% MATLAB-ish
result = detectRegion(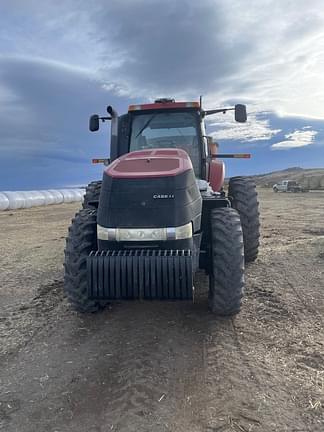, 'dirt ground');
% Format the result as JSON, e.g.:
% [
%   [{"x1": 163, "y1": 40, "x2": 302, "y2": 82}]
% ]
[{"x1": 0, "y1": 189, "x2": 324, "y2": 432}]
